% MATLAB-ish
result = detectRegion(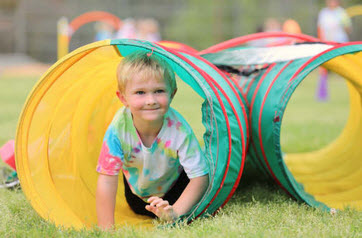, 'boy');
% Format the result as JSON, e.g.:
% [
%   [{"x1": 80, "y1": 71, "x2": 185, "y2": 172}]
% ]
[{"x1": 96, "y1": 50, "x2": 209, "y2": 229}]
